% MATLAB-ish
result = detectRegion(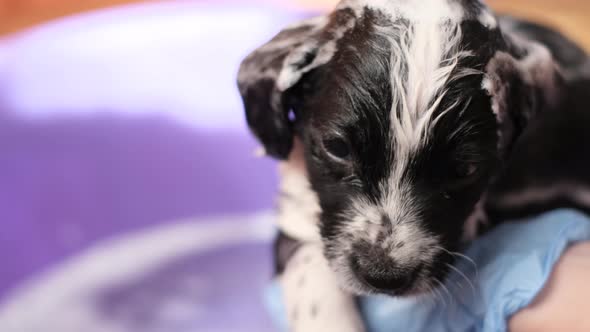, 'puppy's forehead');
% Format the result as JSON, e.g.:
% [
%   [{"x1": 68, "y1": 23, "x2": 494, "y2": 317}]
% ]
[
  {"x1": 305, "y1": 1, "x2": 502, "y2": 195},
  {"x1": 337, "y1": 0, "x2": 496, "y2": 27},
  {"x1": 307, "y1": 1, "x2": 502, "y2": 139},
  {"x1": 314, "y1": 2, "x2": 498, "y2": 127}
]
